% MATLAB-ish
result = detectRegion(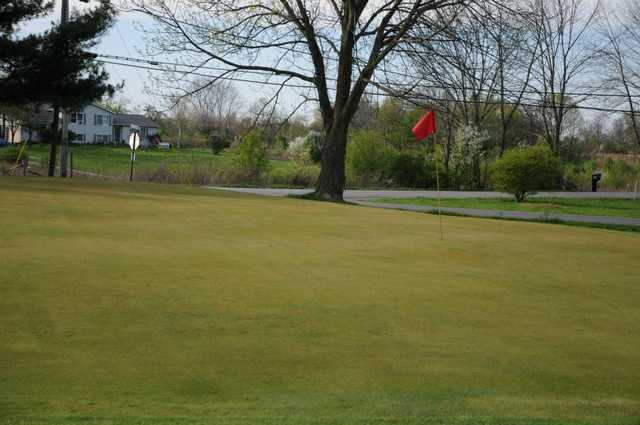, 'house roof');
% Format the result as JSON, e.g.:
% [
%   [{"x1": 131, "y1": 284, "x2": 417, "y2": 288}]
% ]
[
  {"x1": 91, "y1": 103, "x2": 114, "y2": 114},
  {"x1": 113, "y1": 113, "x2": 159, "y2": 128}
]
